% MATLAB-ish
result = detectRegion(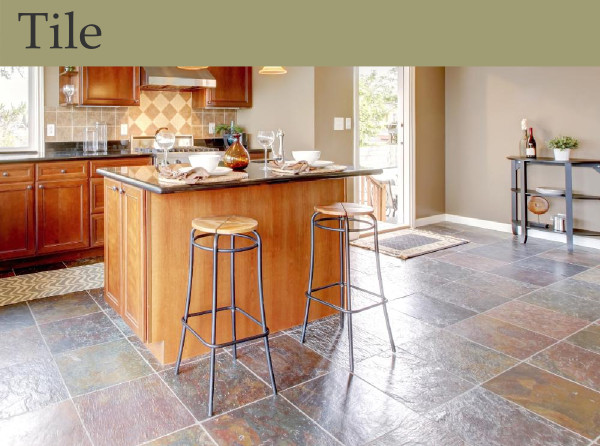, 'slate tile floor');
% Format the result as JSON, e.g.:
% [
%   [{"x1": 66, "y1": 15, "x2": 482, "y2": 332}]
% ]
[{"x1": 1, "y1": 224, "x2": 600, "y2": 444}]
